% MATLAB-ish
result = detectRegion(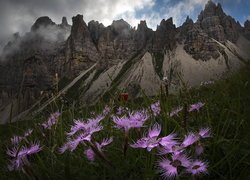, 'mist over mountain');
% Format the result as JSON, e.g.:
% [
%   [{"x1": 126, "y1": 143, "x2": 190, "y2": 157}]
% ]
[{"x1": 0, "y1": 0, "x2": 250, "y2": 124}]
